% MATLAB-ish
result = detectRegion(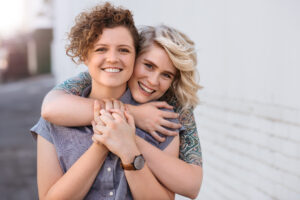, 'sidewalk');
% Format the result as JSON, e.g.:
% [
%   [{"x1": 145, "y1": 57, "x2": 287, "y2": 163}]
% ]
[{"x1": 0, "y1": 74, "x2": 55, "y2": 200}]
